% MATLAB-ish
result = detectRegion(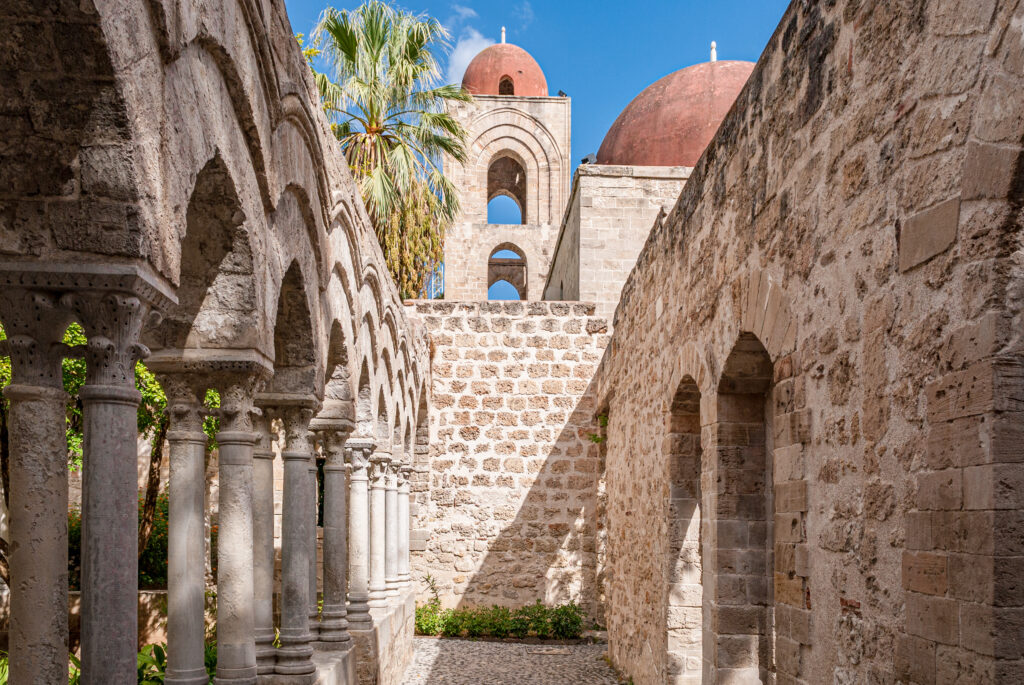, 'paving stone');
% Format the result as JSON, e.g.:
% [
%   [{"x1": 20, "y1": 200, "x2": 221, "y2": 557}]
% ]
[{"x1": 401, "y1": 637, "x2": 623, "y2": 684}]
